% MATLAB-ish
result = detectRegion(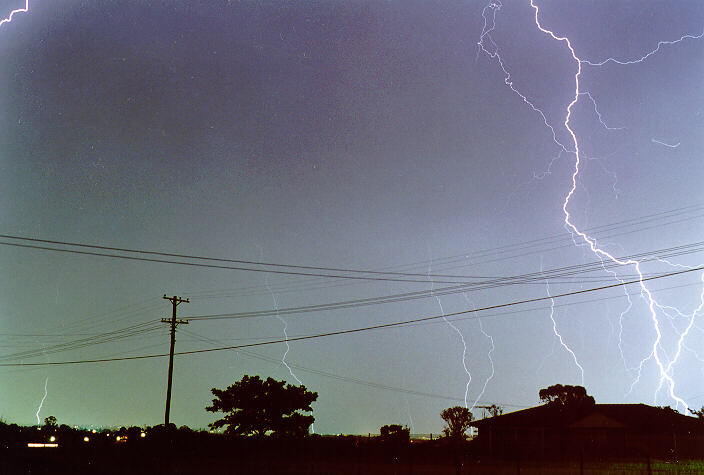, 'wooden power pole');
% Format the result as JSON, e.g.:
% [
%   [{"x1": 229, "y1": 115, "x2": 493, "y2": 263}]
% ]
[{"x1": 161, "y1": 294, "x2": 189, "y2": 426}]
